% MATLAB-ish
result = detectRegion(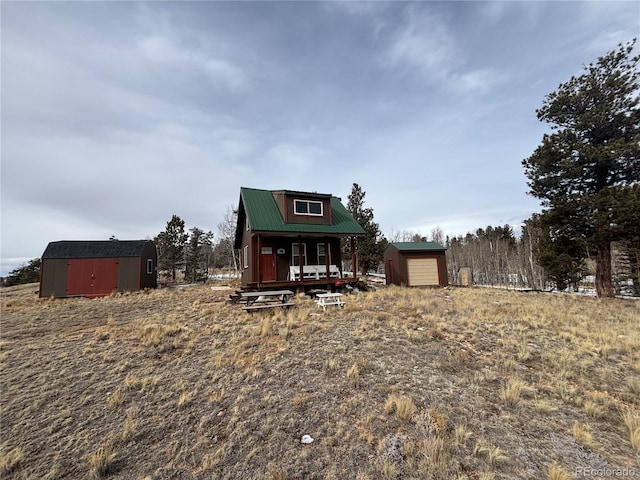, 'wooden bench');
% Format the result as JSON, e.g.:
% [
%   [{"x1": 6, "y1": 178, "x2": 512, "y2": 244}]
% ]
[
  {"x1": 240, "y1": 290, "x2": 295, "y2": 311},
  {"x1": 289, "y1": 265, "x2": 340, "y2": 281},
  {"x1": 315, "y1": 292, "x2": 345, "y2": 311}
]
